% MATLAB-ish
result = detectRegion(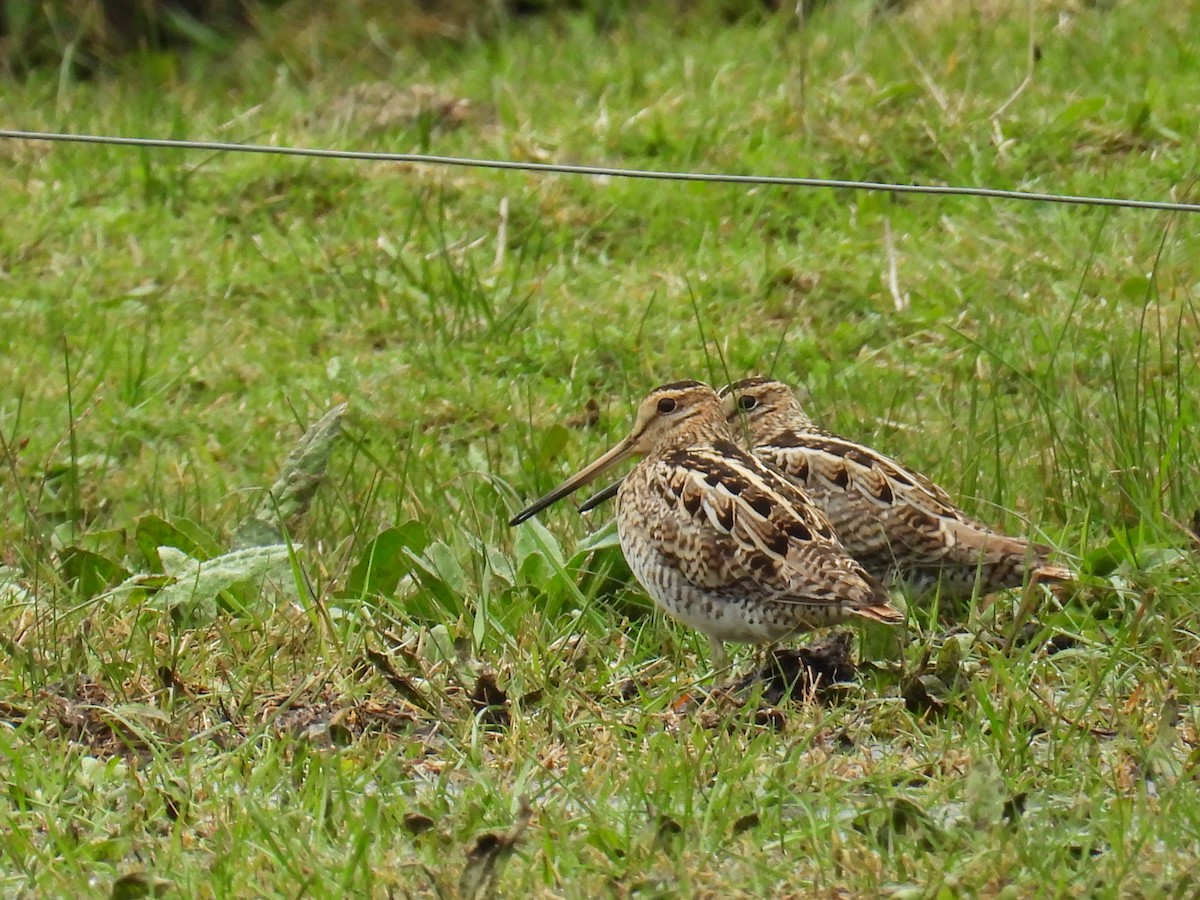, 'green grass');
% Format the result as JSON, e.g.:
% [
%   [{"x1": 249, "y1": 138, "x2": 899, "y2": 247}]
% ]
[{"x1": 2, "y1": 0, "x2": 1200, "y2": 895}]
